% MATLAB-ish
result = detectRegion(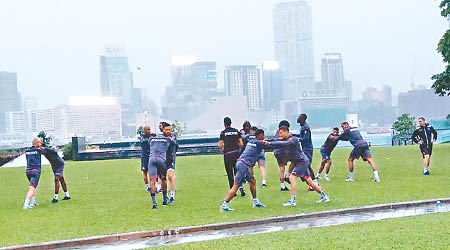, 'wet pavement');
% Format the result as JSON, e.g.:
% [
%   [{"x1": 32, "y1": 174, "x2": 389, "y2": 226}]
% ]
[{"x1": 67, "y1": 201, "x2": 449, "y2": 250}]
